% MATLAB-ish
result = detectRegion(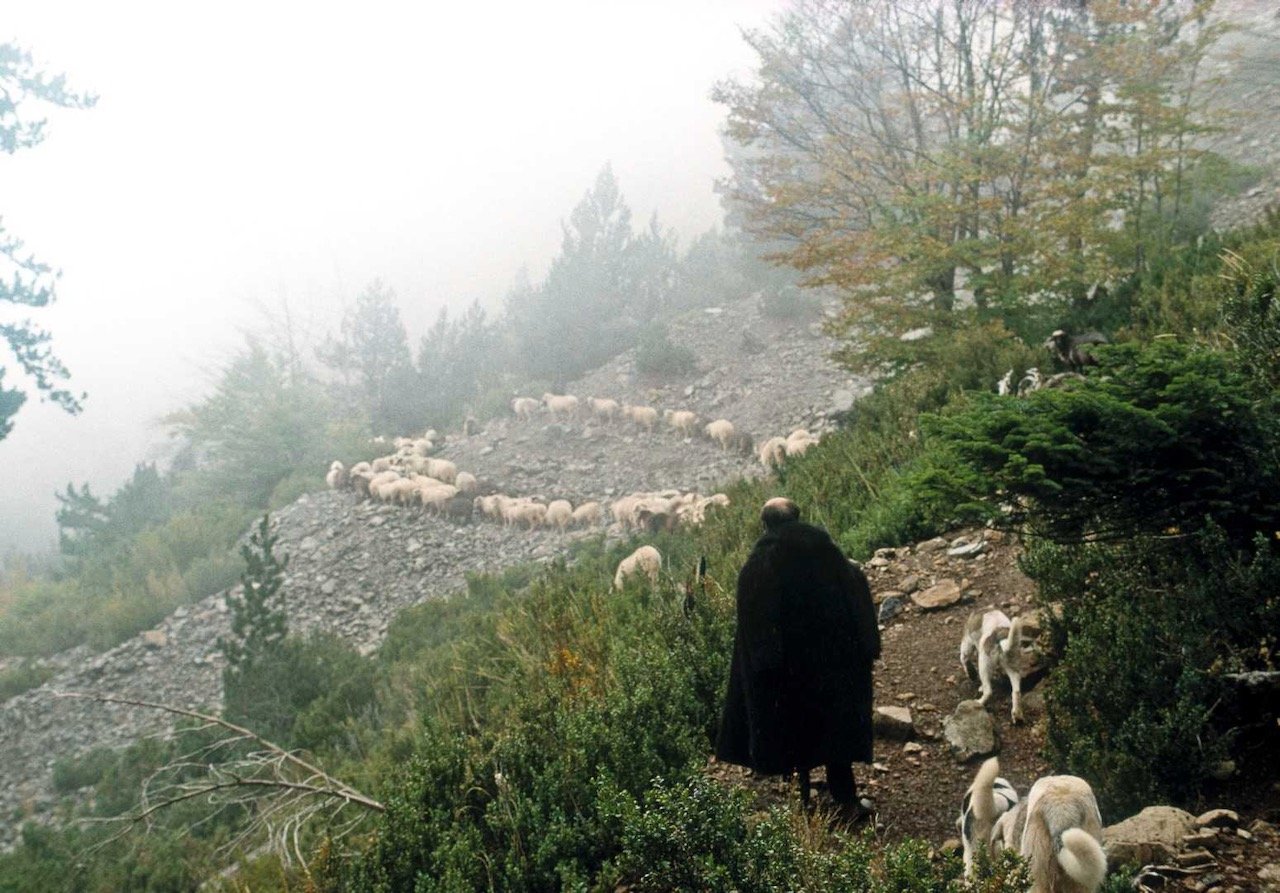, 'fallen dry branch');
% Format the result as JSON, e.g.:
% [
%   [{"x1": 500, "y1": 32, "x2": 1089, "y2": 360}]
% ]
[{"x1": 54, "y1": 691, "x2": 383, "y2": 867}]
